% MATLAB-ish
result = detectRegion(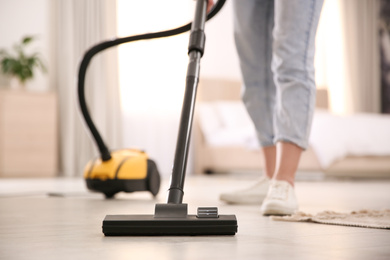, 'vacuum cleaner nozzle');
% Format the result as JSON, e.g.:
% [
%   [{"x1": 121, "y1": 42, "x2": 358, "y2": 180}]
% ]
[{"x1": 102, "y1": 204, "x2": 238, "y2": 236}]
